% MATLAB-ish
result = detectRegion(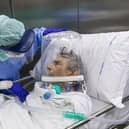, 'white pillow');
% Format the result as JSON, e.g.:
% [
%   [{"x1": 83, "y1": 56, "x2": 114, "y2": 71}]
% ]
[{"x1": 81, "y1": 31, "x2": 129, "y2": 108}]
